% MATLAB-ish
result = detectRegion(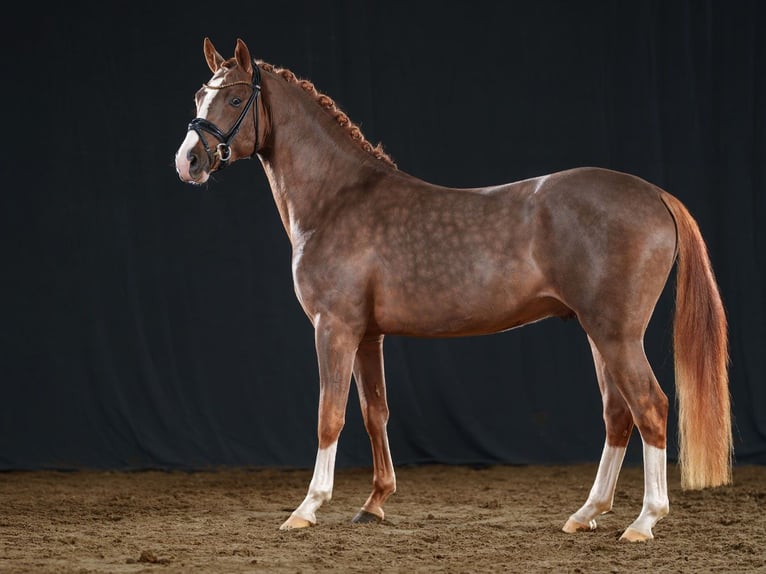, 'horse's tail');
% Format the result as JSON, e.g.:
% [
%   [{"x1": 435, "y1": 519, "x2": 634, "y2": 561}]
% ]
[{"x1": 661, "y1": 191, "x2": 732, "y2": 489}]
